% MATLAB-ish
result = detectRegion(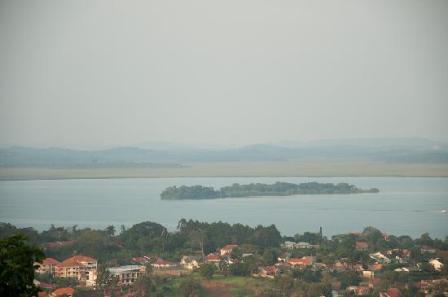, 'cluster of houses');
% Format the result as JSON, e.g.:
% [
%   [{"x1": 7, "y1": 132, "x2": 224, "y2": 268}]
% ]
[
  {"x1": 34, "y1": 240, "x2": 447, "y2": 297},
  {"x1": 36, "y1": 255, "x2": 98, "y2": 286},
  {"x1": 35, "y1": 255, "x2": 98, "y2": 296}
]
